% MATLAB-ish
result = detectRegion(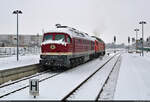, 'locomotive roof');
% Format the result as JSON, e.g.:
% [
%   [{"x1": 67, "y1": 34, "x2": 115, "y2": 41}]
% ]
[
  {"x1": 91, "y1": 36, "x2": 105, "y2": 43},
  {"x1": 44, "y1": 27, "x2": 95, "y2": 41}
]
